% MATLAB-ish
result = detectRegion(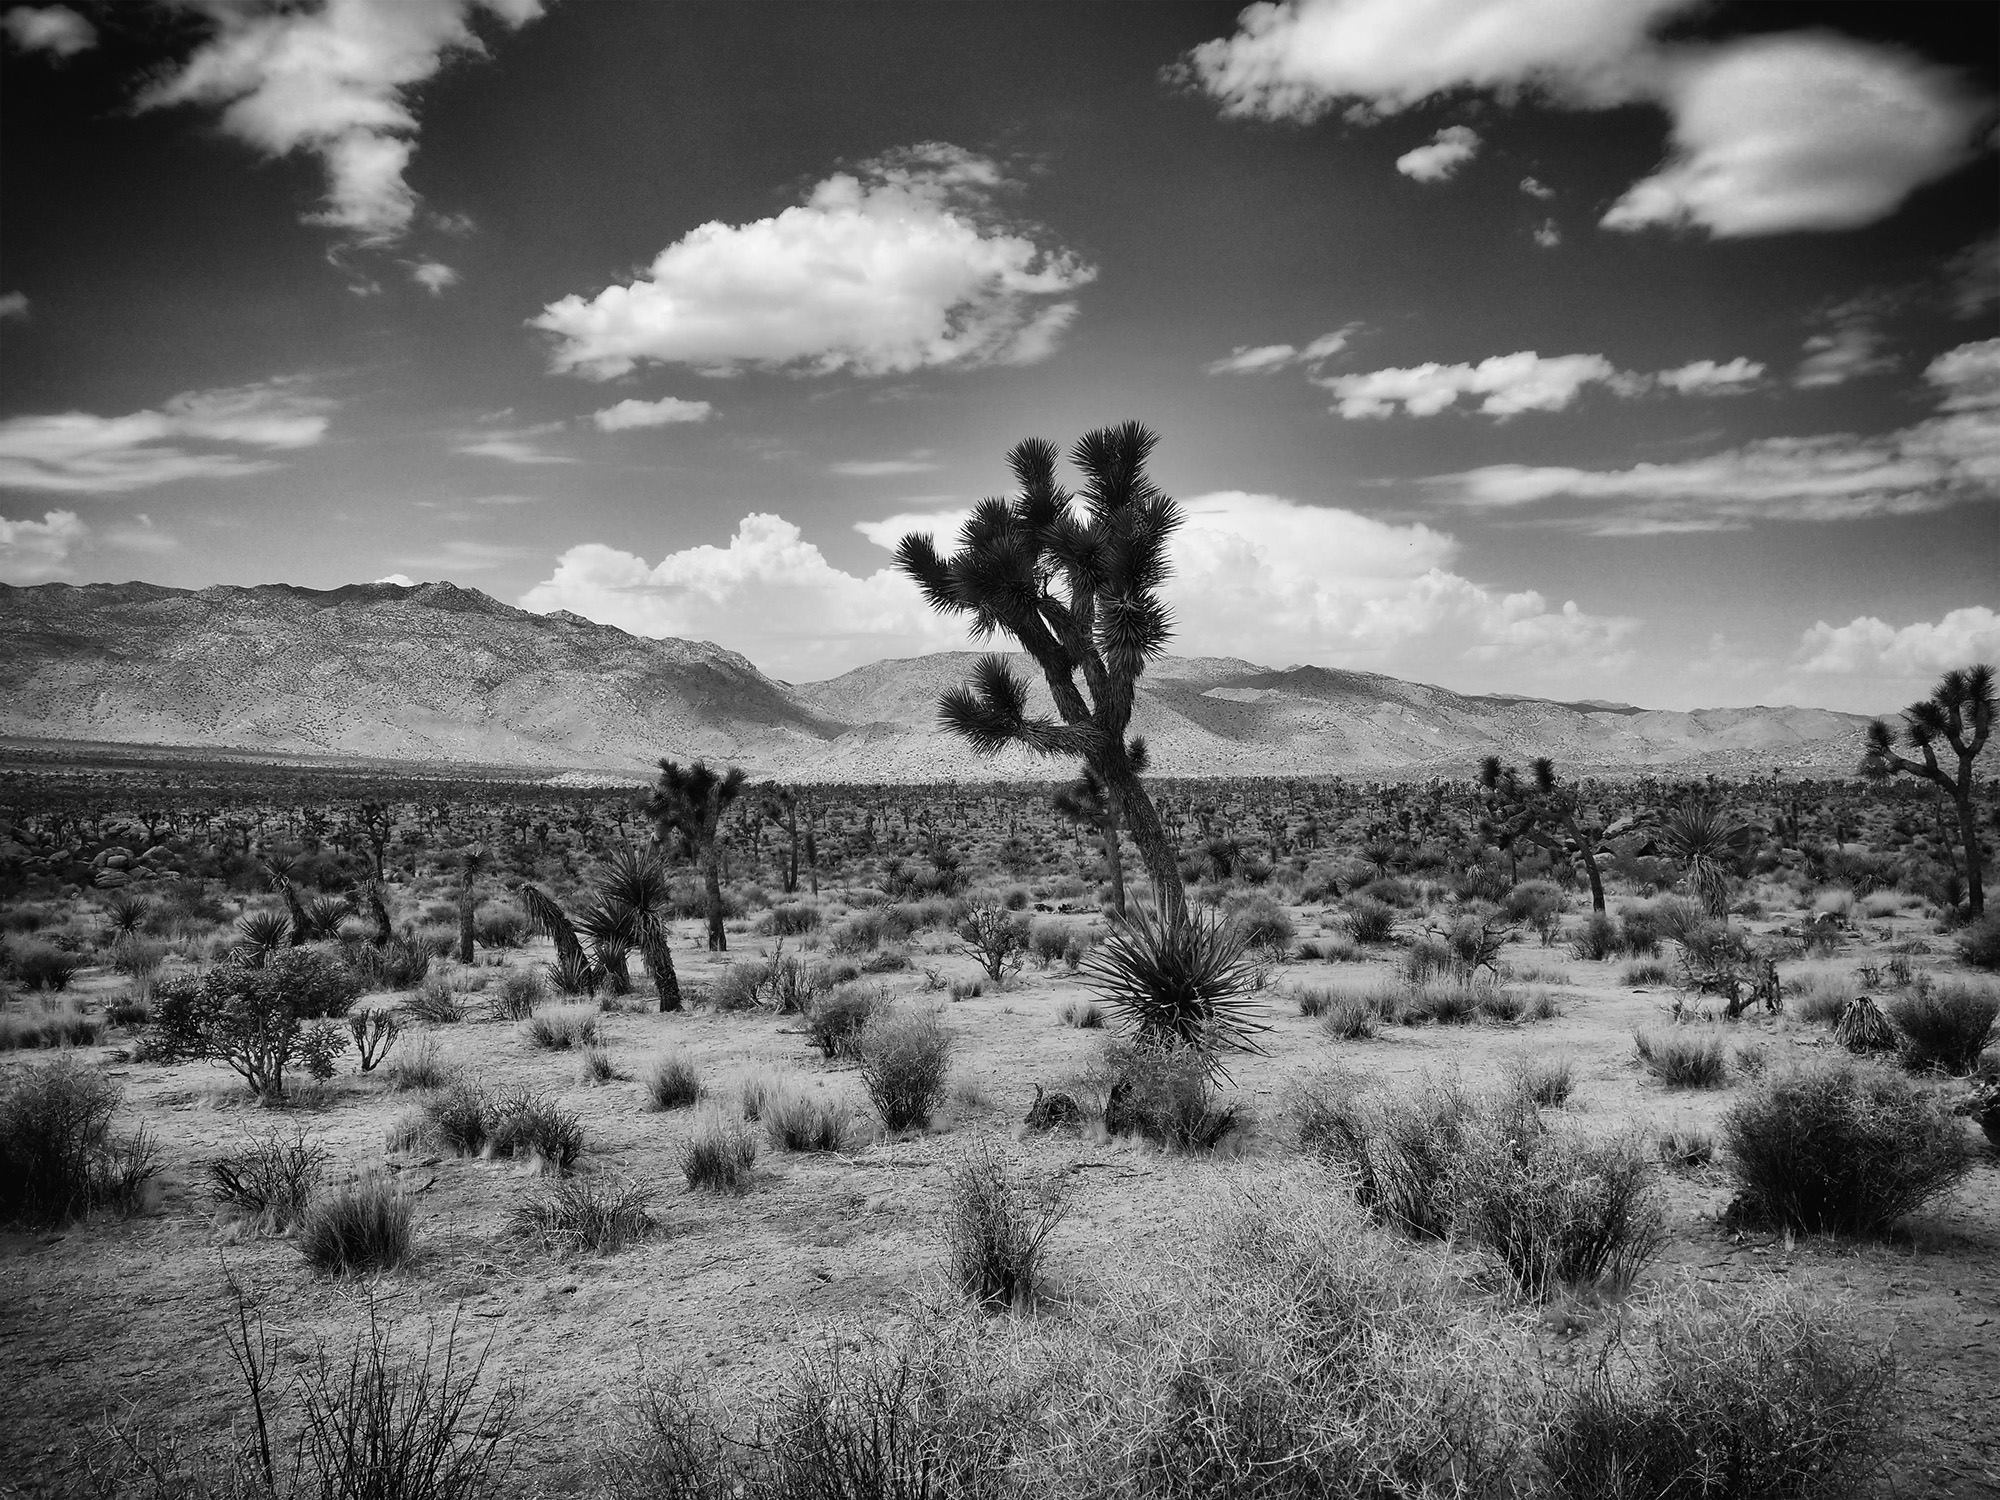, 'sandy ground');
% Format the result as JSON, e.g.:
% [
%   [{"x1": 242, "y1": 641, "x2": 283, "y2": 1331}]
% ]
[{"x1": 3, "y1": 911, "x2": 1996, "y2": 1498}]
